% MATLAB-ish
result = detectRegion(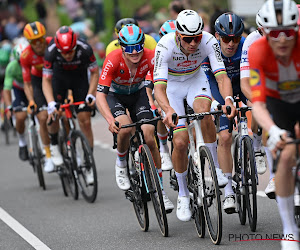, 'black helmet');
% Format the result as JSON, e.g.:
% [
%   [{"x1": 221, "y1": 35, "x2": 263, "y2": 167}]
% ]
[
  {"x1": 215, "y1": 13, "x2": 244, "y2": 37},
  {"x1": 115, "y1": 18, "x2": 138, "y2": 34}
]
